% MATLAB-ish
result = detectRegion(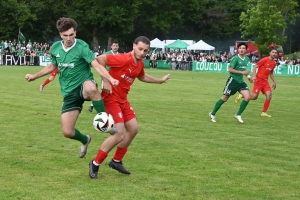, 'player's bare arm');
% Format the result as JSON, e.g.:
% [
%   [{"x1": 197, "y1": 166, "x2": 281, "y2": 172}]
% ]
[
  {"x1": 138, "y1": 73, "x2": 170, "y2": 83},
  {"x1": 91, "y1": 59, "x2": 119, "y2": 87},
  {"x1": 95, "y1": 54, "x2": 112, "y2": 93},
  {"x1": 270, "y1": 73, "x2": 276, "y2": 89},
  {"x1": 25, "y1": 63, "x2": 57, "y2": 82},
  {"x1": 252, "y1": 65, "x2": 258, "y2": 82}
]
